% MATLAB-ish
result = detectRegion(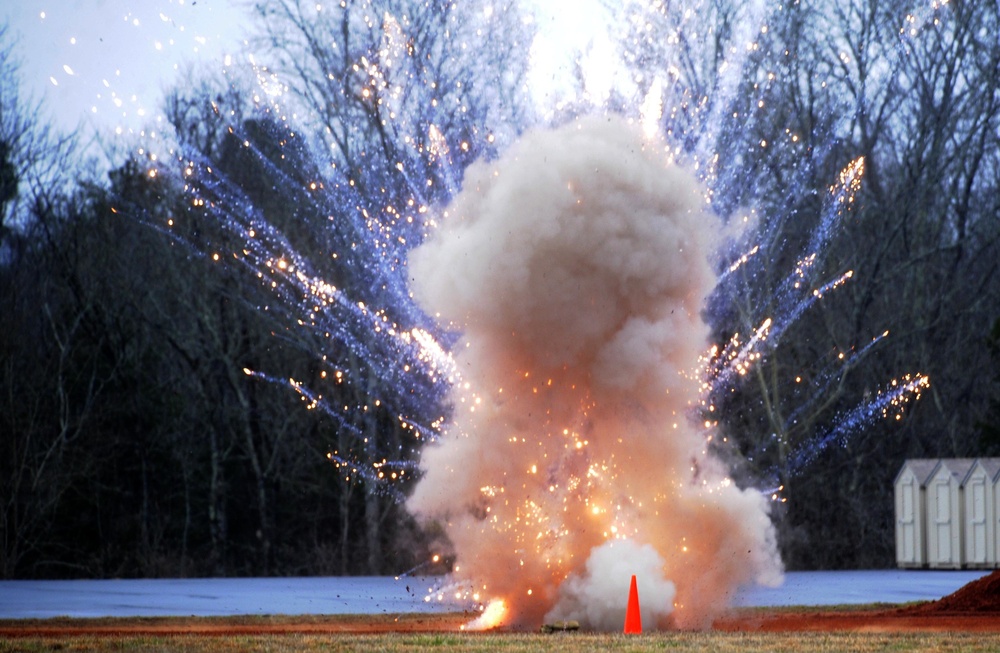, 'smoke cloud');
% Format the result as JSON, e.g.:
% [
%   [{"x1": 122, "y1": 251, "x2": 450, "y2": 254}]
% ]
[
  {"x1": 545, "y1": 540, "x2": 675, "y2": 631},
  {"x1": 407, "y1": 116, "x2": 782, "y2": 630}
]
